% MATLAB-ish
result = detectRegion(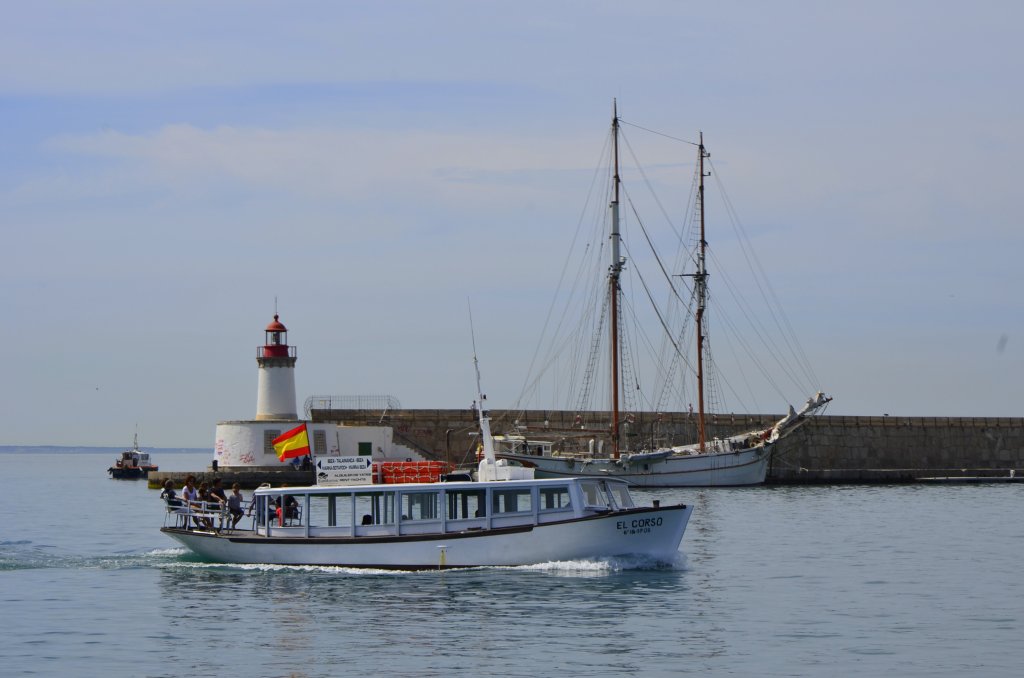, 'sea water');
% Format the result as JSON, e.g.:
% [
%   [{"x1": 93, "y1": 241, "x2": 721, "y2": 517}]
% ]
[{"x1": 1, "y1": 451, "x2": 1021, "y2": 677}]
